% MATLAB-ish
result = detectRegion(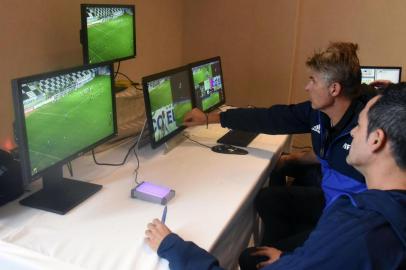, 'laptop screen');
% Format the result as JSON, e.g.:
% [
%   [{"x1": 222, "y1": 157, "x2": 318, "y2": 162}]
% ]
[{"x1": 361, "y1": 66, "x2": 402, "y2": 84}]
